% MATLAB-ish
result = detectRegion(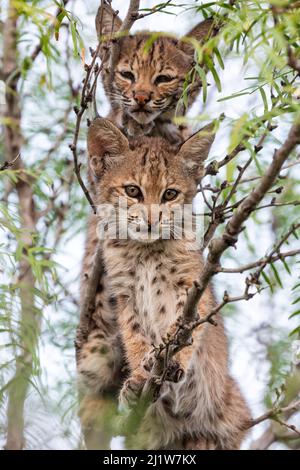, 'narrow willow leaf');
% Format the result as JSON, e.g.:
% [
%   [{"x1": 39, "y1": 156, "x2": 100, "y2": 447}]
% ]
[
  {"x1": 70, "y1": 22, "x2": 79, "y2": 57},
  {"x1": 195, "y1": 2, "x2": 216, "y2": 10},
  {"x1": 54, "y1": 10, "x2": 66, "y2": 41},
  {"x1": 227, "y1": 114, "x2": 248, "y2": 153},
  {"x1": 259, "y1": 86, "x2": 268, "y2": 113},
  {"x1": 218, "y1": 91, "x2": 250, "y2": 102},
  {"x1": 281, "y1": 258, "x2": 291, "y2": 275},
  {"x1": 195, "y1": 64, "x2": 207, "y2": 103},
  {"x1": 270, "y1": 263, "x2": 283, "y2": 288},
  {"x1": 289, "y1": 326, "x2": 300, "y2": 337},
  {"x1": 213, "y1": 47, "x2": 225, "y2": 70},
  {"x1": 204, "y1": 56, "x2": 222, "y2": 92},
  {"x1": 262, "y1": 271, "x2": 274, "y2": 292},
  {"x1": 288, "y1": 310, "x2": 300, "y2": 319}
]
